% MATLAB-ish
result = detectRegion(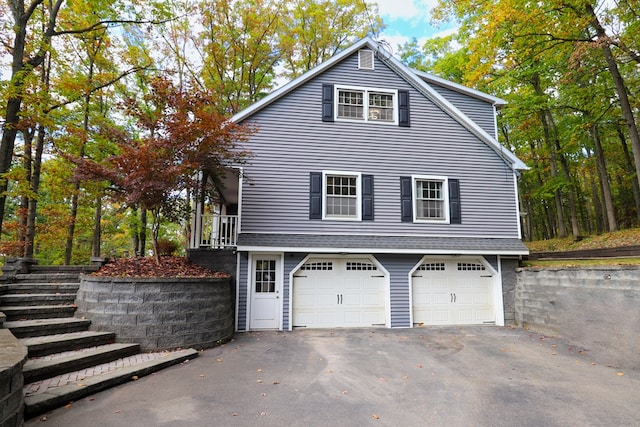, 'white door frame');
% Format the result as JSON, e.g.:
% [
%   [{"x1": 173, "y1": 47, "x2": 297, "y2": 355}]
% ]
[
  {"x1": 408, "y1": 255, "x2": 504, "y2": 327},
  {"x1": 247, "y1": 252, "x2": 284, "y2": 330},
  {"x1": 288, "y1": 254, "x2": 390, "y2": 330}
]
